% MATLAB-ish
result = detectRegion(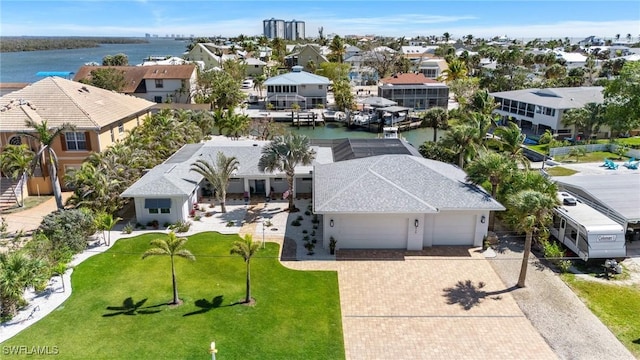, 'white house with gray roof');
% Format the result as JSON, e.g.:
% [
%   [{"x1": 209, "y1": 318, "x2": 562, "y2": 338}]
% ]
[
  {"x1": 121, "y1": 137, "x2": 505, "y2": 249},
  {"x1": 314, "y1": 155, "x2": 504, "y2": 250},
  {"x1": 490, "y1": 87, "x2": 607, "y2": 138},
  {"x1": 264, "y1": 66, "x2": 330, "y2": 110},
  {"x1": 121, "y1": 137, "x2": 332, "y2": 224}
]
